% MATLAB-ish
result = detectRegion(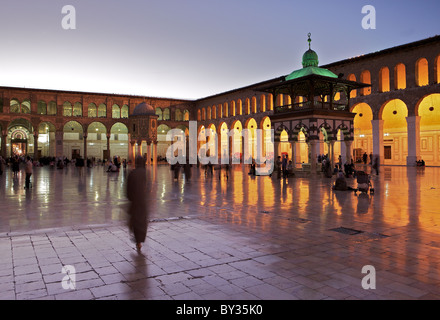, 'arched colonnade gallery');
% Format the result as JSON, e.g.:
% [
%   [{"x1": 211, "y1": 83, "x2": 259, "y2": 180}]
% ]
[{"x1": 2, "y1": 91, "x2": 440, "y2": 167}]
